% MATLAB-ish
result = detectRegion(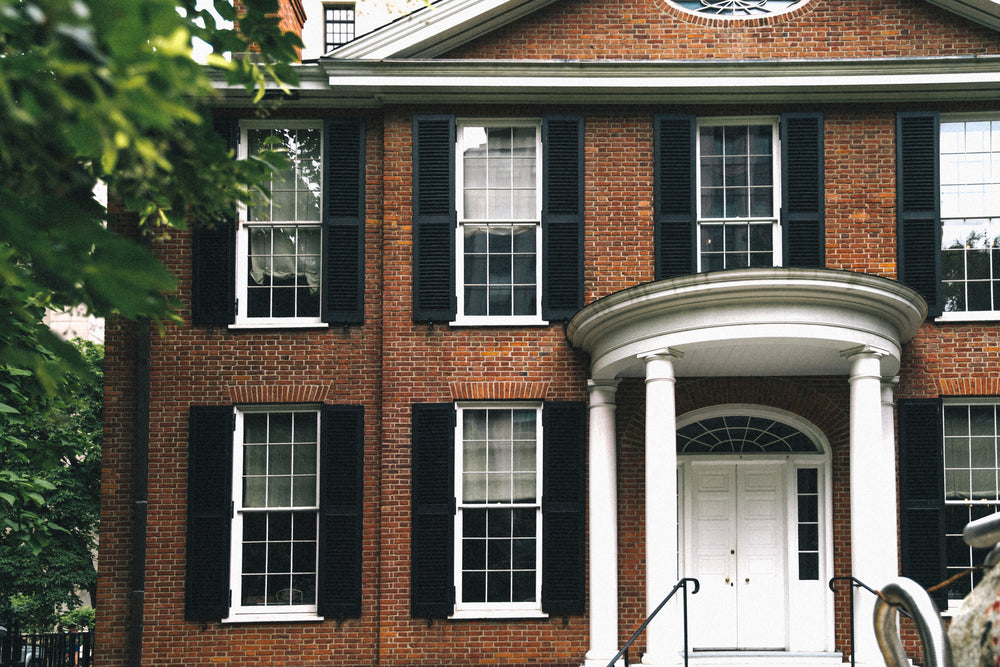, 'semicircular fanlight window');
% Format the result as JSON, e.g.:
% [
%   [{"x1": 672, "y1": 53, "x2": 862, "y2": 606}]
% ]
[
  {"x1": 677, "y1": 415, "x2": 819, "y2": 454},
  {"x1": 668, "y1": 0, "x2": 809, "y2": 19}
]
